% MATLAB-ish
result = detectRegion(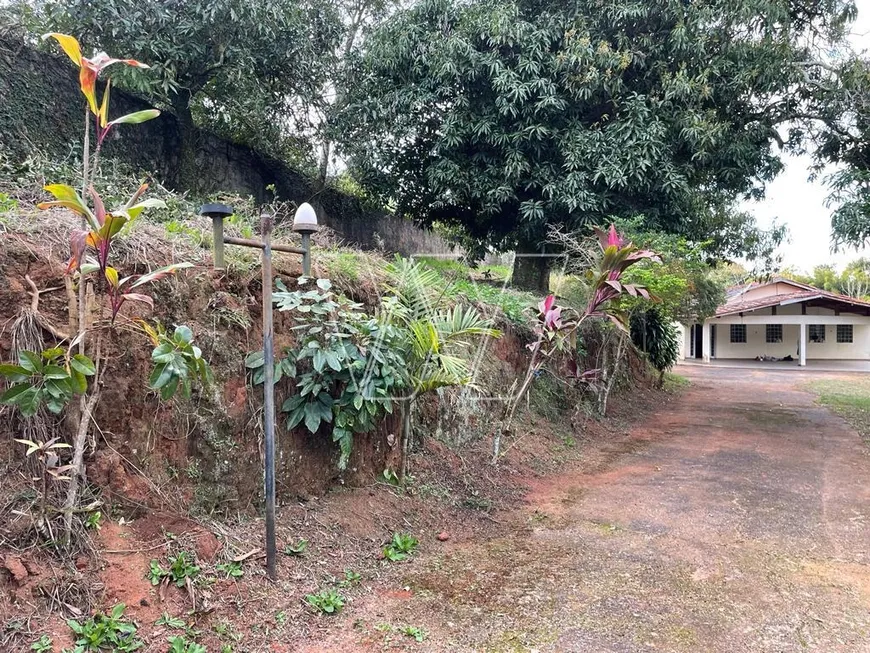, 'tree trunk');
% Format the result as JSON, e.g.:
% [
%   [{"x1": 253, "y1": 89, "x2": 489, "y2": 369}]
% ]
[
  {"x1": 399, "y1": 398, "x2": 414, "y2": 482},
  {"x1": 170, "y1": 91, "x2": 199, "y2": 193},
  {"x1": 597, "y1": 333, "x2": 626, "y2": 417},
  {"x1": 511, "y1": 243, "x2": 551, "y2": 293}
]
